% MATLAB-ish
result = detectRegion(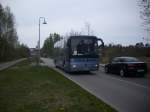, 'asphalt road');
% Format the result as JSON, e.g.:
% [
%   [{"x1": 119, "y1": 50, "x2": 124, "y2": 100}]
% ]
[{"x1": 42, "y1": 58, "x2": 150, "y2": 112}]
